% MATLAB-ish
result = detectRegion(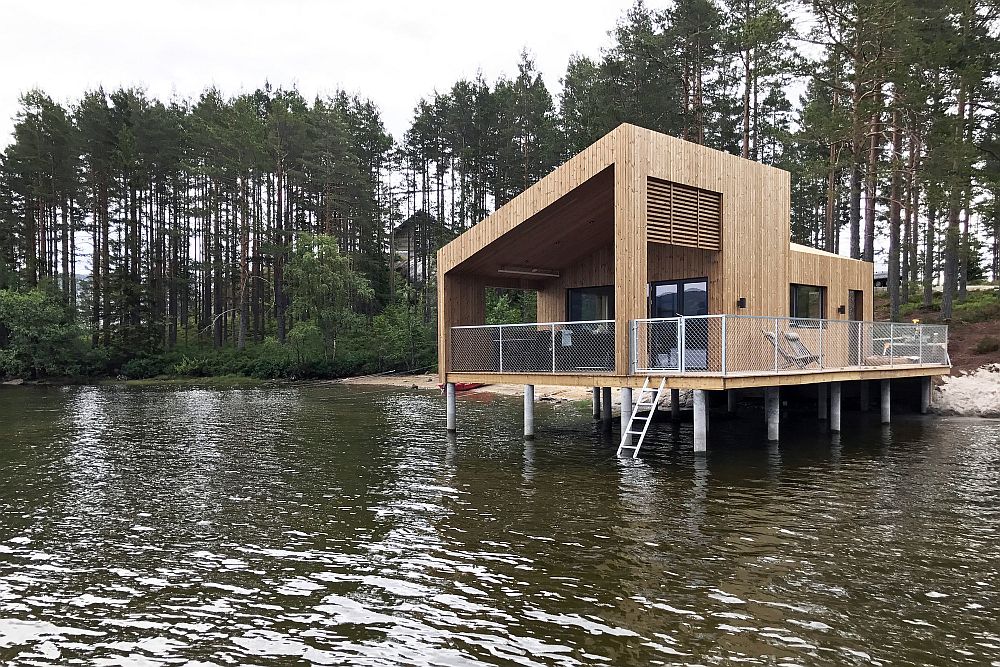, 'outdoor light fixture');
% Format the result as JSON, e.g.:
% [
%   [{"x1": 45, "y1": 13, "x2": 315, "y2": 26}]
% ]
[
  {"x1": 737, "y1": 297, "x2": 747, "y2": 308},
  {"x1": 497, "y1": 265, "x2": 561, "y2": 278},
  {"x1": 837, "y1": 304, "x2": 846, "y2": 314}
]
